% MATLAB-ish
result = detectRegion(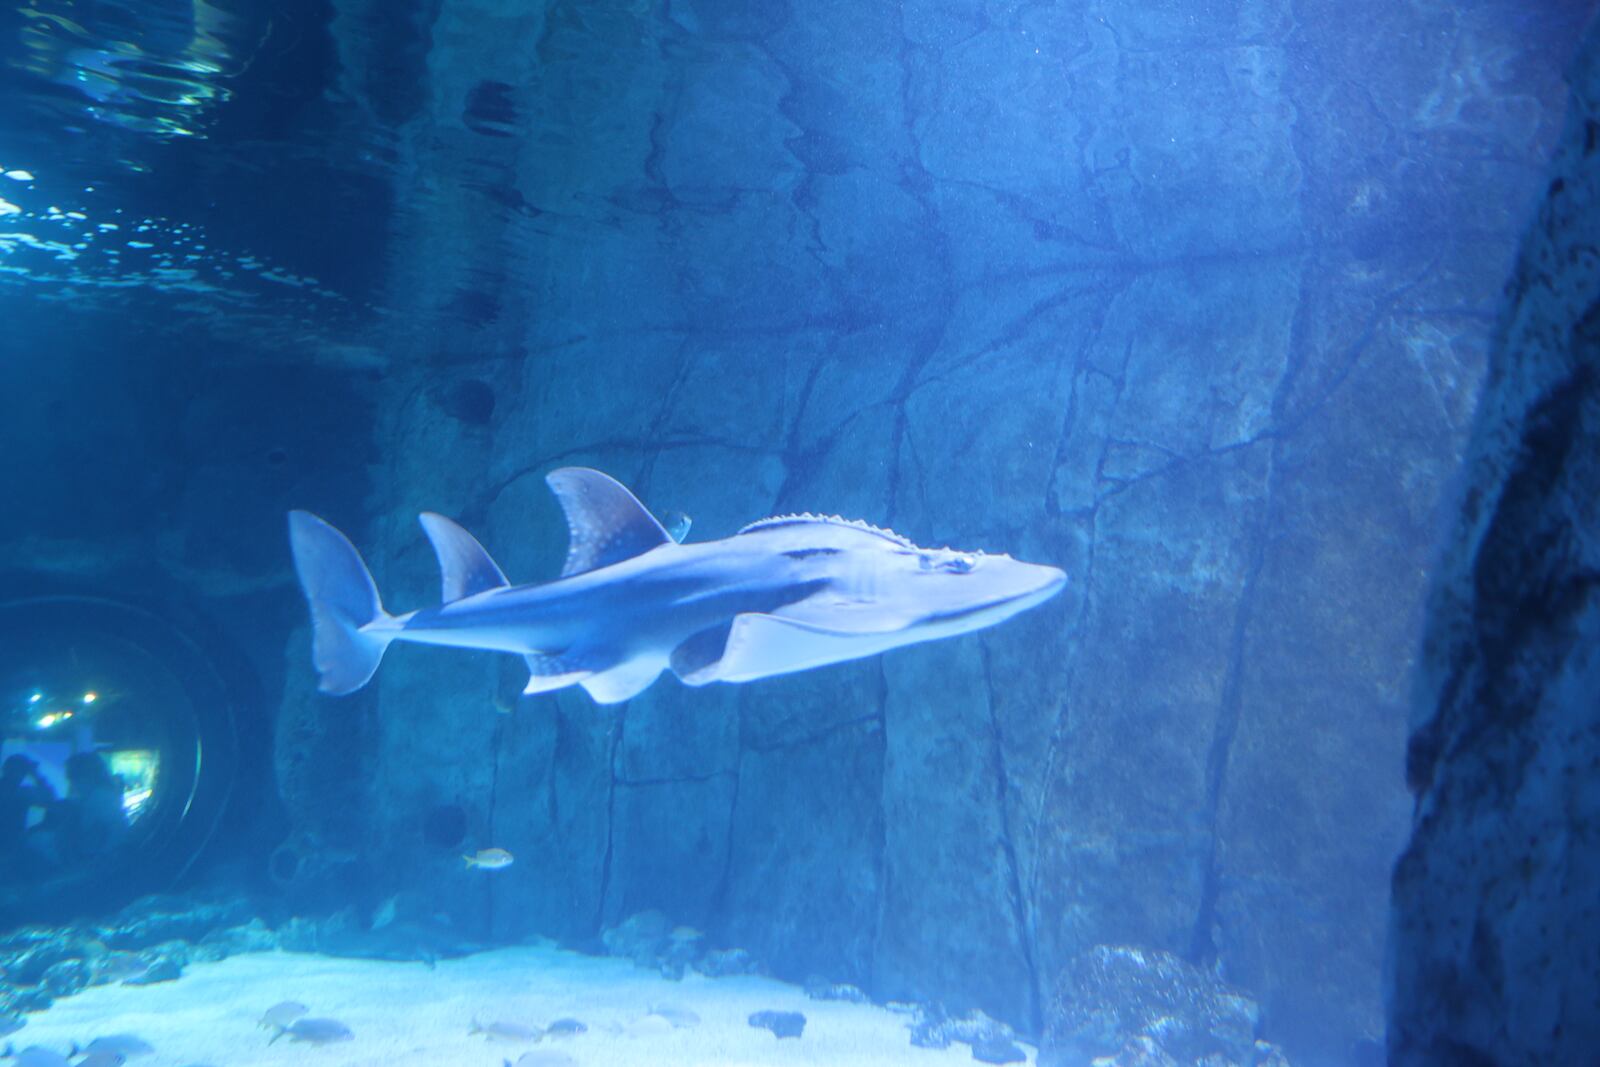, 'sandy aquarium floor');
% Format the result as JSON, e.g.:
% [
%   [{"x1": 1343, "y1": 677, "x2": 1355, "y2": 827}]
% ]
[{"x1": 11, "y1": 945, "x2": 1036, "y2": 1067}]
